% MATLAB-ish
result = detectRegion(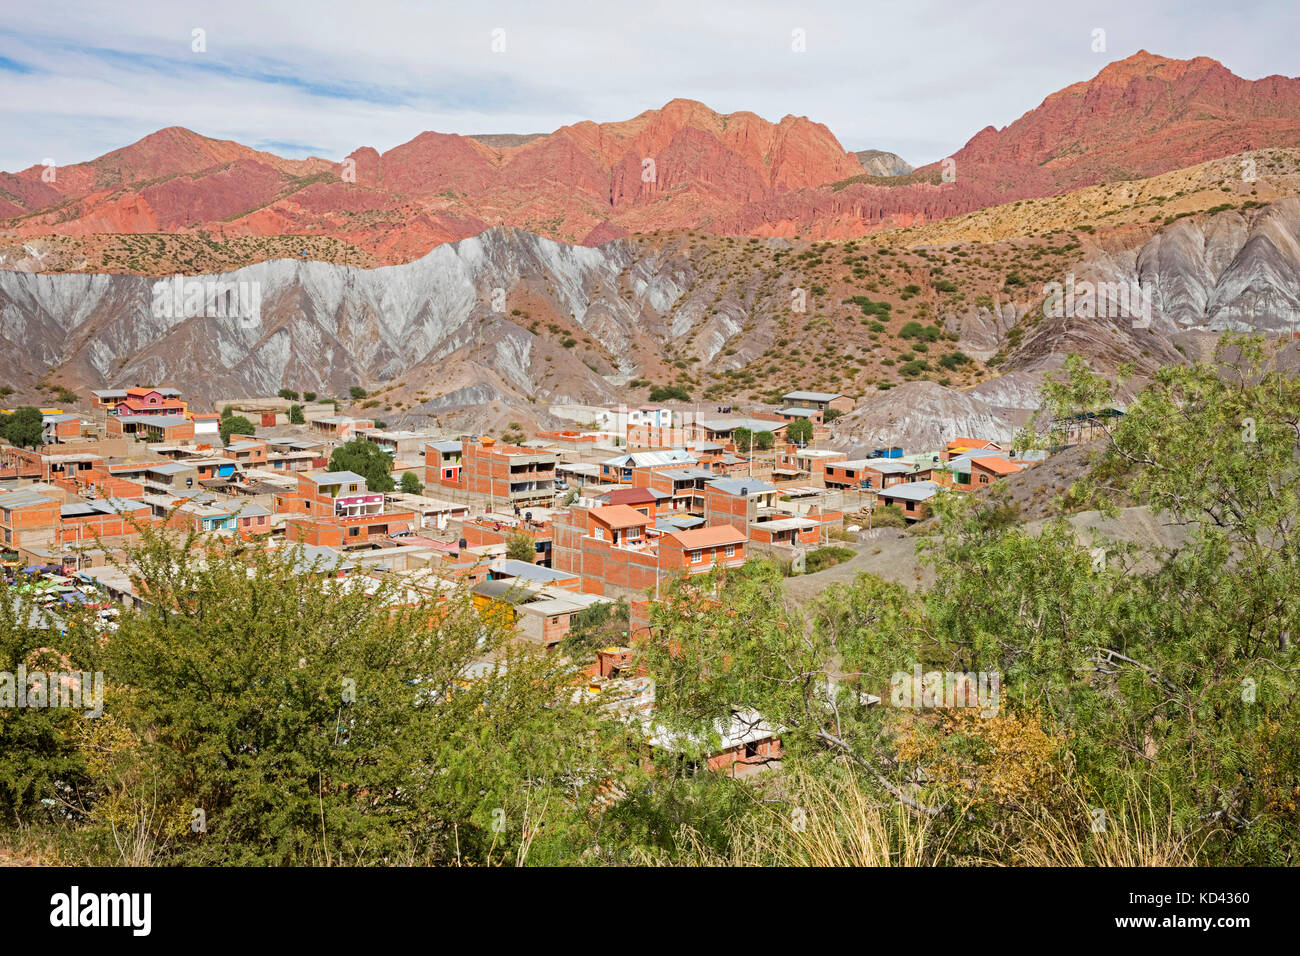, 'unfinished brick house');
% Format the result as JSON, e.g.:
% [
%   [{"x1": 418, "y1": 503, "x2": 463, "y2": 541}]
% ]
[
  {"x1": 460, "y1": 514, "x2": 553, "y2": 566},
  {"x1": 459, "y1": 439, "x2": 557, "y2": 506},
  {"x1": 0, "y1": 488, "x2": 63, "y2": 550},
  {"x1": 221, "y1": 438, "x2": 269, "y2": 467},
  {"x1": 552, "y1": 503, "x2": 661, "y2": 595},
  {"x1": 282, "y1": 508, "x2": 418, "y2": 546}
]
